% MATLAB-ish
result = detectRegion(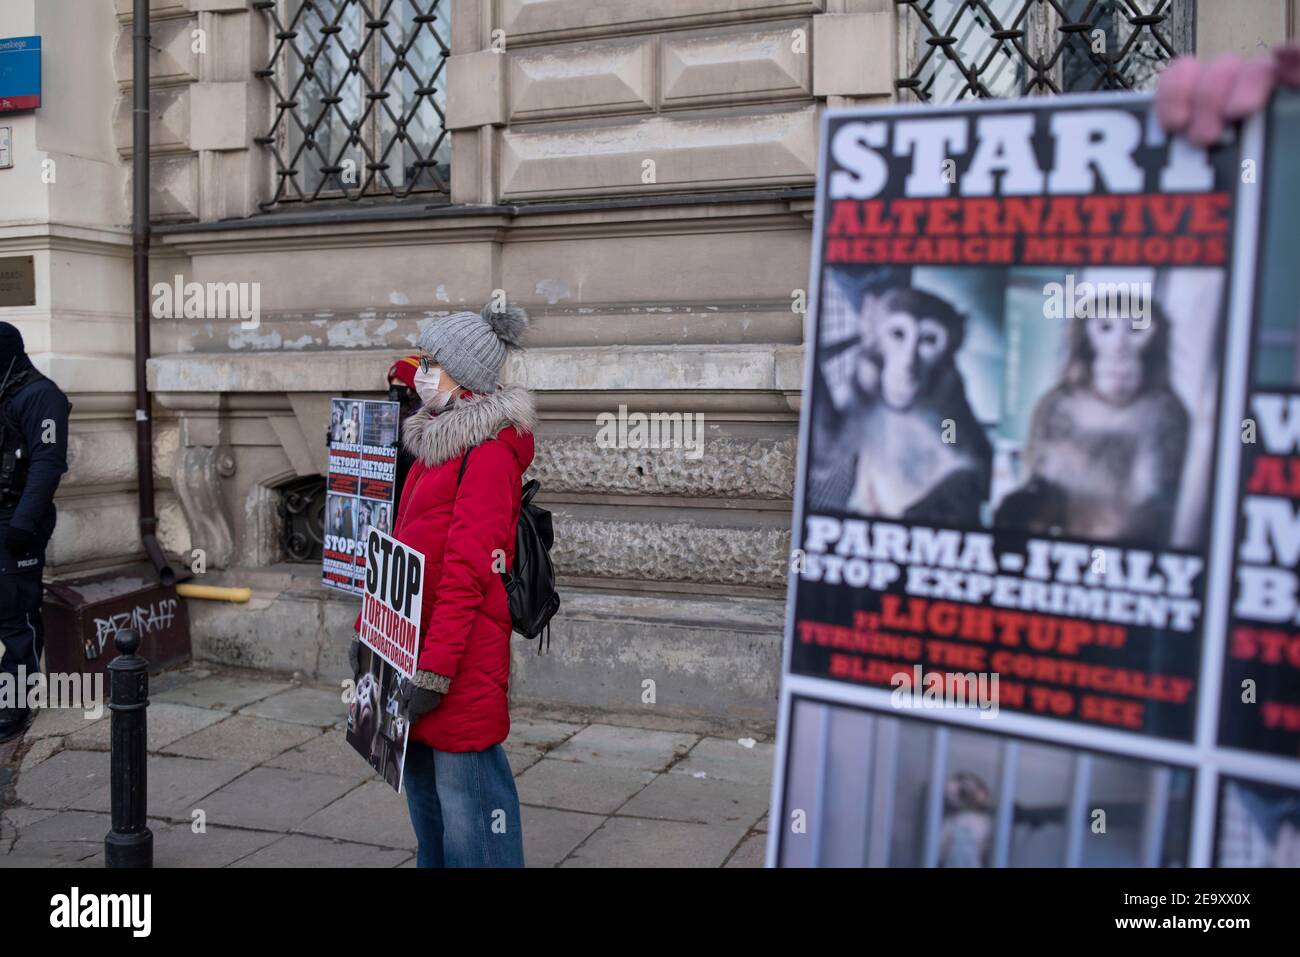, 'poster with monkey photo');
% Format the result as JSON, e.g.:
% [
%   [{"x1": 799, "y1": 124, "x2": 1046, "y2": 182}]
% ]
[
  {"x1": 347, "y1": 528, "x2": 424, "y2": 792},
  {"x1": 790, "y1": 95, "x2": 1240, "y2": 744},
  {"x1": 1218, "y1": 90, "x2": 1300, "y2": 760},
  {"x1": 771, "y1": 88, "x2": 1300, "y2": 871},
  {"x1": 322, "y1": 397, "x2": 401, "y2": 595}
]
